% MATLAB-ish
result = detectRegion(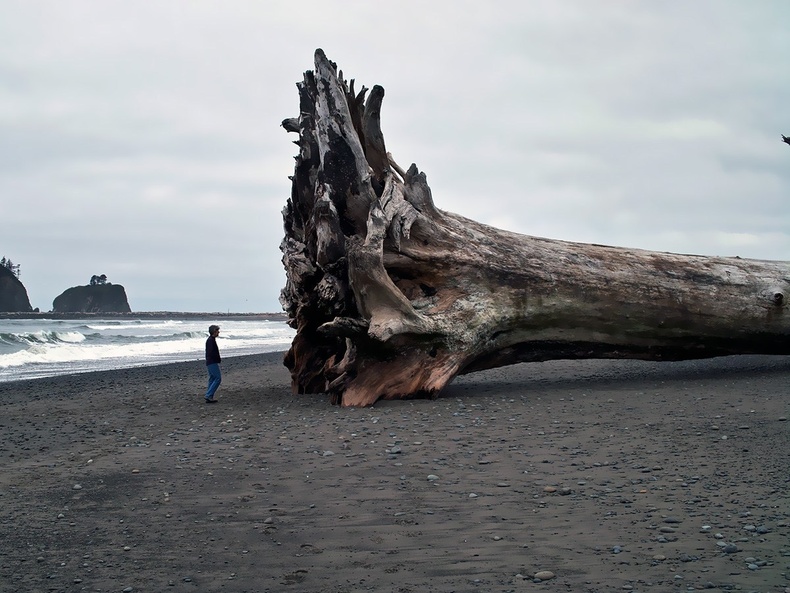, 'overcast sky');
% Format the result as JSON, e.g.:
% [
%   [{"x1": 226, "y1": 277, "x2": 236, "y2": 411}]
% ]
[{"x1": 2, "y1": 1, "x2": 788, "y2": 313}]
